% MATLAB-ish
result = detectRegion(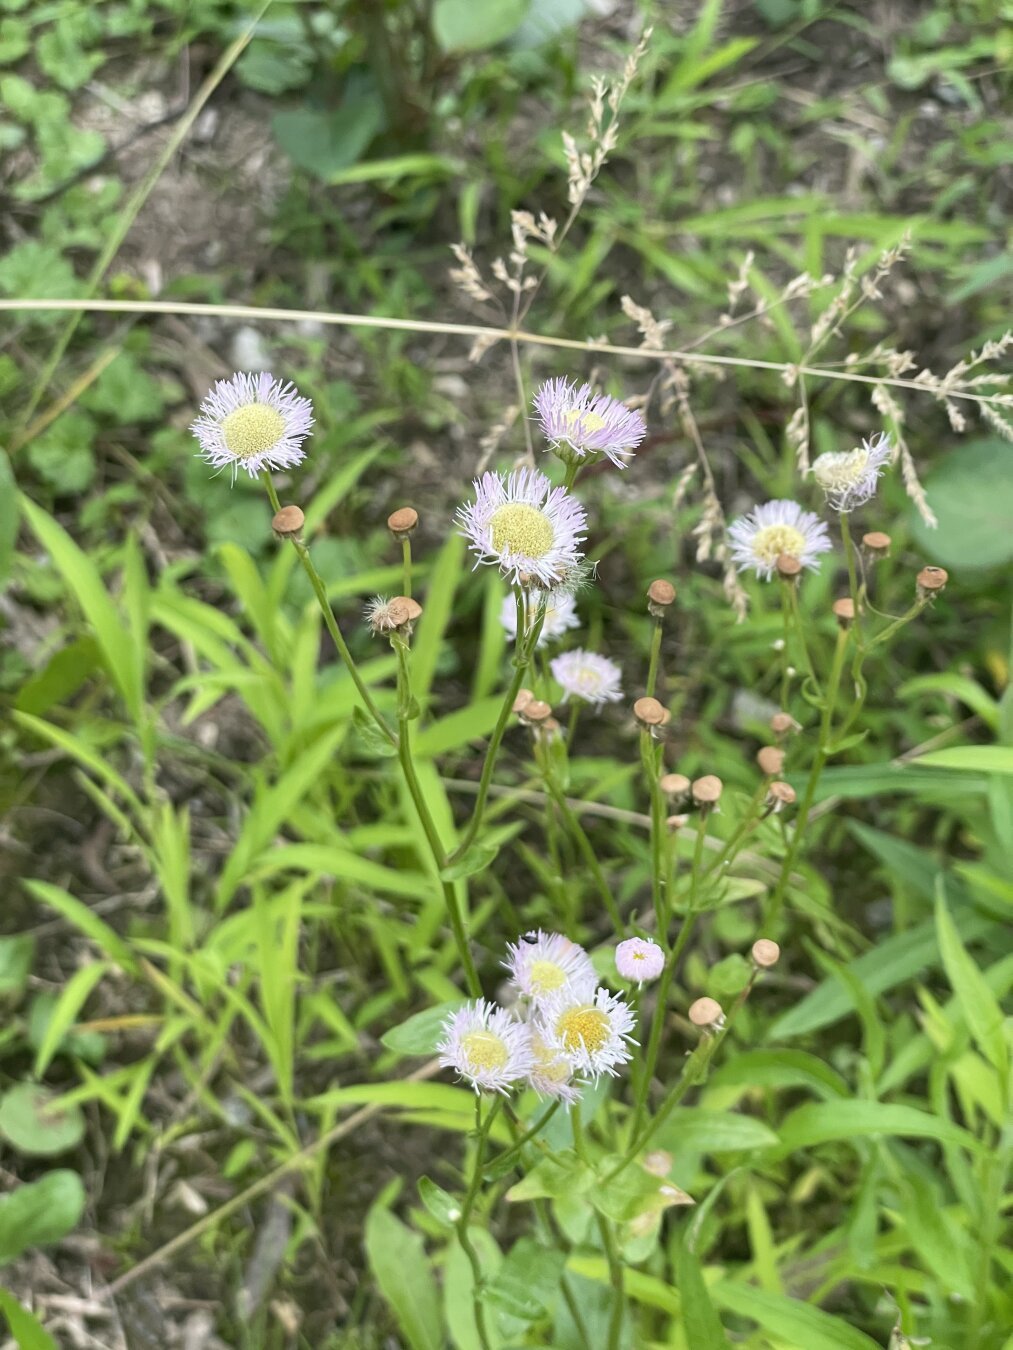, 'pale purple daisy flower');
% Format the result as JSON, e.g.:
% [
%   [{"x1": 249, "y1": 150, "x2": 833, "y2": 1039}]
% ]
[
  {"x1": 500, "y1": 590, "x2": 579, "y2": 648},
  {"x1": 812, "y1": 432, "x2": 893, "y2": 512},
  {"x1": 550, "y1": 649, "x2": 623, "y2": 708},
  {"x1": 728, "y1": 499, "x2": 832, "y2": 580},
  {"x1": 615, "y1": 937, "x2": 665, "y2": 985},
  {"x1": 190, "y1": 372, "x2": 314, "y2": 480},
  {"x1": 456, "y1": 468, "x2": 587, "y2": 589},
  {"x1": 504, "y1": 930, "x2": 597, "y2": 1004},
  {"x1": 437, "y1": 999, "x2": 534, "y2": 1094},
  {"x1": 527, "y1": 1027, "x2": 583, "y2": 1106},
  {"x1": 534, "y1": 377, "x2": 647, "y2": 469},
  {"x1": 537, "y1": 985, "x2": 637, "y2": 1081}
]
